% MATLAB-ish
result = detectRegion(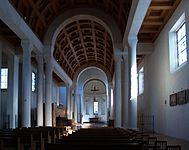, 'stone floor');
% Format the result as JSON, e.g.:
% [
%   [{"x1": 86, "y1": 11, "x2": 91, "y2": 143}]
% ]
[
  {"x1": 74, "y1": 122, "x2": 189, "y2": 150},
  {"x1": 150, "y1": 133, "x2": 189, "y2": 150}
]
